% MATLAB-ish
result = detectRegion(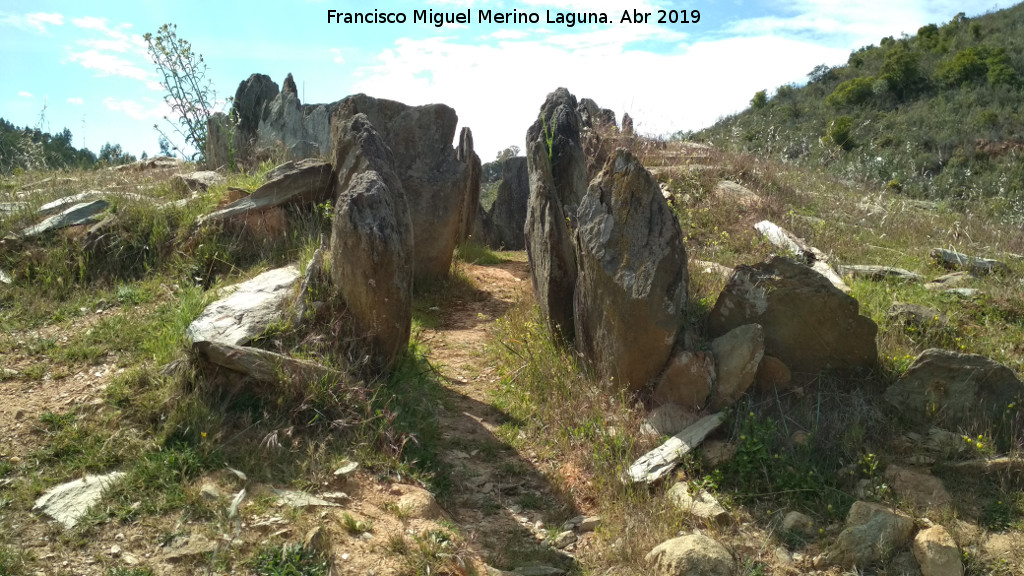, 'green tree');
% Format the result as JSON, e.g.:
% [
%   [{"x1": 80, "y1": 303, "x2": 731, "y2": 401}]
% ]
[
  {"x1": 751, "y1": 90, "x2": 768, "y2": 110},
  {"x1": 98, "y1": 142, "x2": 136, "y2": 166},
  {"x1": 826, "y1": 77, "x2": 875, "y2": 107},
  {"x1": 144, "y1": 23, "x2": 214, "y2": 162}
]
